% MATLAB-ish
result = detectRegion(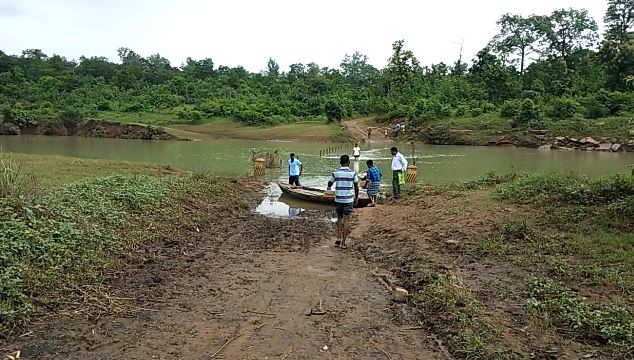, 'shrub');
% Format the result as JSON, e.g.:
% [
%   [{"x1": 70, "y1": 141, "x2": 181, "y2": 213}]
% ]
[
  {"x1": 548, "y1": 97, "x2": 579, "y2": 120},
  {"x1": 500, "y1": 100, "x2": 520, "y2": 118},
  {"x1": 124, "y1": 103, "x2": 145, "y2": 113},
  {"x1": 2, "y1": 108, "x2": 37, "y2": 128},
  {"x1": 455, "y1": 105, "x2": 468, "y2": 117},
  {"x1": 582, "y1": 97, "x2": 609, "y2": 119},
  {"x1": 324, "y1": 99, "x2": 343, "y2": 123},
  {"x1": 58, "y1": 108, "x2": 84, "y2": 128},
  {"x1": 481, "y1": 101, "x2": 495, "y2": 114},
  {"x1": 176, "y1": 109, "x2": 204, "y2": 124},
  {"x1": 470, "y1": 107, "x2": 483, "y2": 117},
  {"x1": 515, "y1": 99, "x2": 541, "y2": 127}
]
